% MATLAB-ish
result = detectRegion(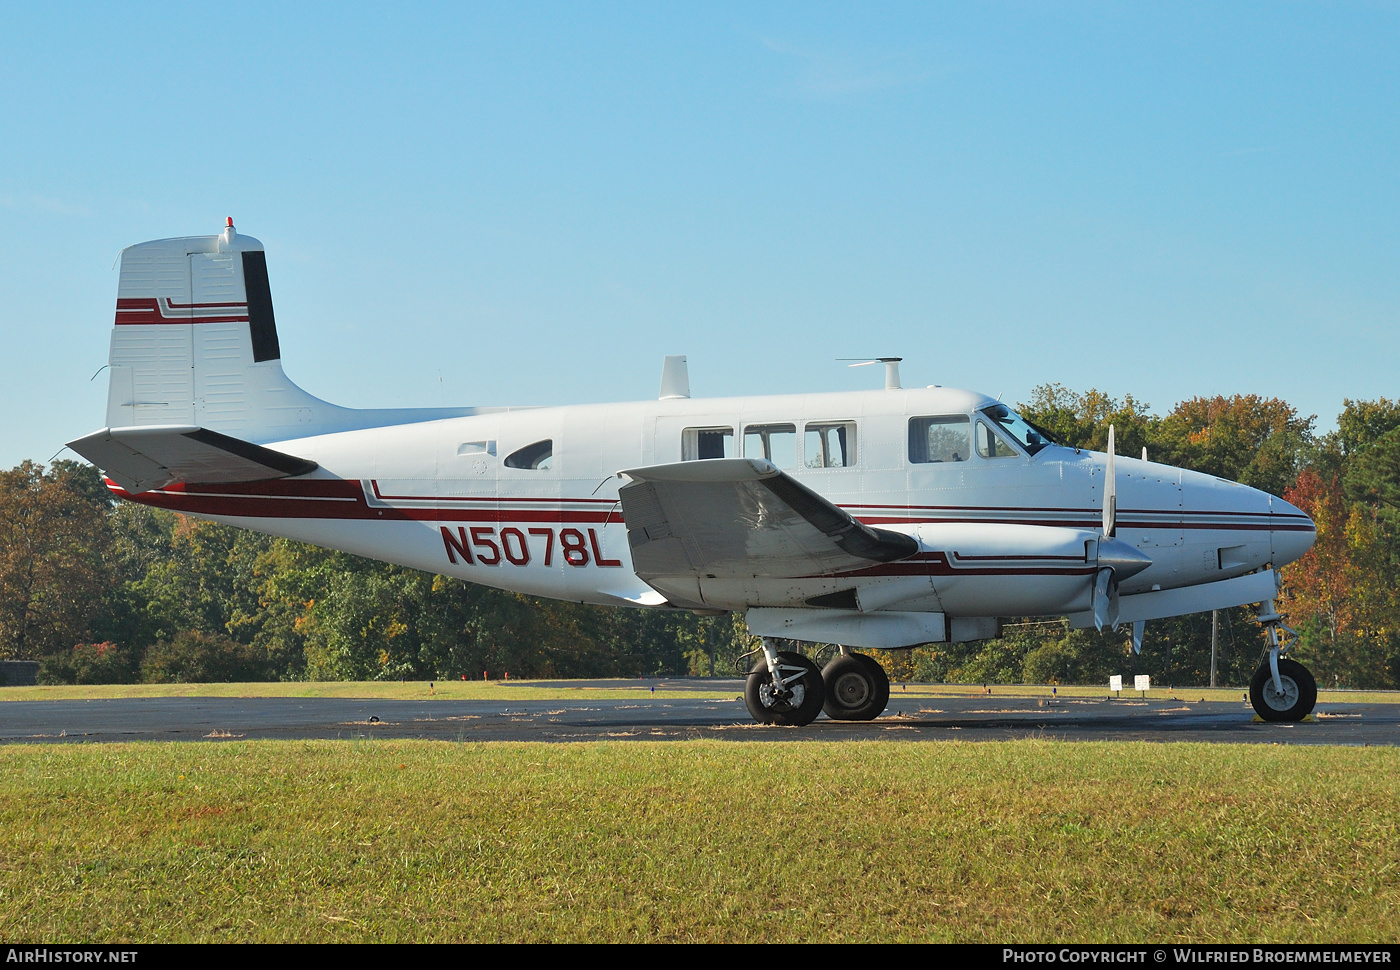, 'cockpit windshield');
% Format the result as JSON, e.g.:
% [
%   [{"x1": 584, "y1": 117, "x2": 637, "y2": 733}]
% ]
[{"x1": 980, "y1": 404, "x2": 1057, "y2": 456}]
